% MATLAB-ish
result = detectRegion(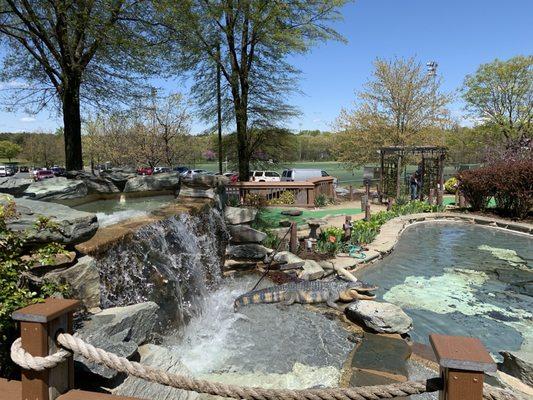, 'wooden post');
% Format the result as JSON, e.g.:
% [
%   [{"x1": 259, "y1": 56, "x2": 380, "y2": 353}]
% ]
[
  {"x1": 379, "y1": 150, "x2": 384, "y2": 202},
  {"x1": 349, "y1": 185, "x2": 353, "y2": 201},
  {"x1": 459, "y1": 192, "x2": 466, "y2": 208},
  {"x1": 428, "y1": 188, "x2": 435, "y2": 205},
  {"x1": 396, "y1": 155, "x2": 402, "y2": 200},
  {"x1": 12, "y1": 298, "x2": 80, "y2": 400},
  {"x1": 364, "y1": 180, "x2": 371, "y2": 221},
  {"x1": 343, "y1": 216, "x2": 352, "y2": 242},
  {"x1": 289, "y1": 222, "x2": 298, "y2": 254},
  {"x1": 430, "y1": 334, "x2": 496, "y2": 400},
  {"x1": 438, "y1": 153, "x2": 445, "y2": 206}
]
